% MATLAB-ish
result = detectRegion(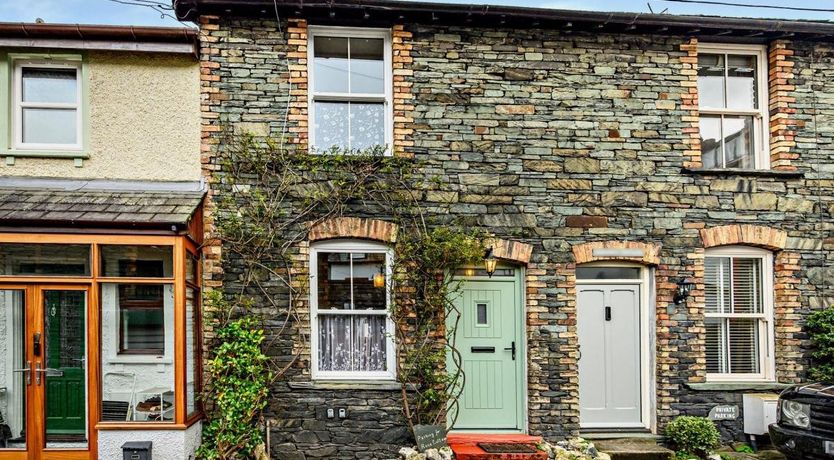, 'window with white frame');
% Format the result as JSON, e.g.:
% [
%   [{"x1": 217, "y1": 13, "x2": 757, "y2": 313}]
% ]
[
  {"x1": 310, "y1": 240, "x2": 395, "y2": 379},
  {"x1": 698, "y1": 44, "x2": 768, "y2": 169},
  {"x1": 308, "y1": 27, "x2": 392, "y2": 154},
  {"x1": 13, "y1": 60, "x2": 82, "y2": 150},
  {"x1": 704, "y1": 246, "x2": 774, "y2": 381}
]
